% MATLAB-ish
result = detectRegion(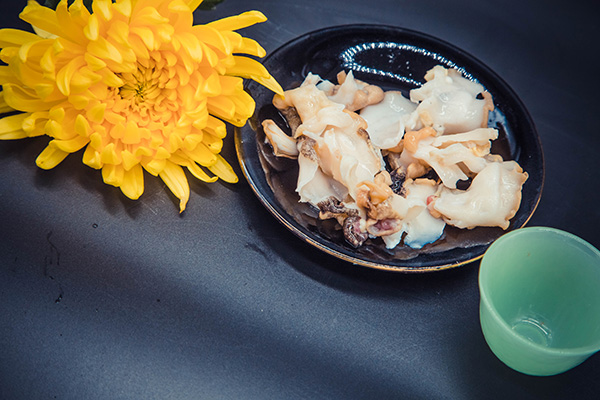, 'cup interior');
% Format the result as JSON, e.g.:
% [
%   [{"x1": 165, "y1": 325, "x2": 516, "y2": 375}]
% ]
[{"x1": 480, "y1": 227, "x2": 600, "y2": 351}]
